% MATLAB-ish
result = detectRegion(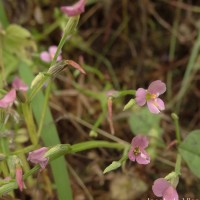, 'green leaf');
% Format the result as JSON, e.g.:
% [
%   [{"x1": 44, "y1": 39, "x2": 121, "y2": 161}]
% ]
[
  {"x1": 128, "y1": 108, "x2": 162, "y2": 135},
  {"x1": 103, "y1": 161, "x2": 121, "y2": 174},
  {"x1": 0, "y1": 1, "x2": 9, "y2": 28},
  {"x1": 179, "y1": 130, "x2": 200, "y2": 178},
  {"x1": 3, "y1": 24, "x2": 36, "y2": 60}
]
